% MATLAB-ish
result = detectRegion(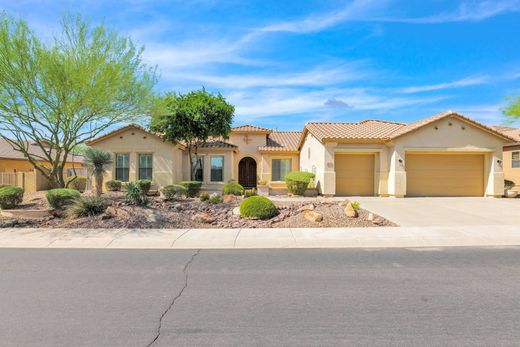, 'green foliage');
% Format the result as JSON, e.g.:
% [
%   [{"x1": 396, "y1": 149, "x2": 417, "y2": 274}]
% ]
[
  {"x1": 244, "y1": 189, "x2": 256, "y2": 197},
  {"x1": 285, "y1": 171, "x2": 315, "y2": 195},
  {"x1": 350, "y1": 201, "x2": 361, "y2": 211},
  {"x1": 208, "y1": 194, "x2": 222, "y2": 204},
  {"x1": 240, "y1": 196, "x2": 277, "y2": 220},
  {"x1": 161, "y1": 184, "x2": 188, "y2": 200},
  {"x1": 199, "y1": 192, "x2": 210, "y2": 202},
  {"x1": 136, "y1": 179, "x2": 152, "y2": 195},
  {"x1": 503, "y1": 96, "x2": 520, "y2": 119},
  {"x1": 0, "y1": 186, "x2": 24, "y2": 209},
  {"x1": 505, "y1": 179, "x2": 515, "y2": 190},
  {"x1": 67, "y1": 176, "x2": 88, "y2": 192},
  {"x1": 84, "y1": 148, "x2": 113, "y2": 196},
  {"x1": 106, "y1": 180, "x2": 122, "y2": 191},
  {"x1": 0, "y1": 14, "x2": 156, "y2": 188},
  {"x1": 66, "y1": 196, "x2": 107, "y2": 219},
  {"x1": 179, "y1": 181, "x2": 202, "y2": 197},
  {"x1": 223, "y1": 182, "x2": 244, "y2": 196},
  {"x1": 150, "y1": 88, "x2": 234, "y2": 180},
  {"x1": 125, "y1": 182, "x2": 148, "y2": 206},
  {"x1": 46, "y1": 188, "x2": 81, "y2": 209}
]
